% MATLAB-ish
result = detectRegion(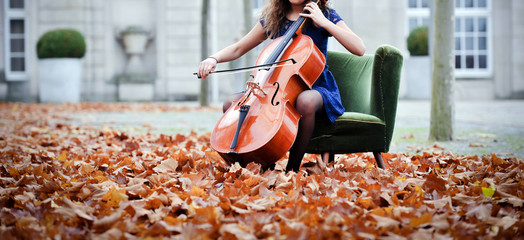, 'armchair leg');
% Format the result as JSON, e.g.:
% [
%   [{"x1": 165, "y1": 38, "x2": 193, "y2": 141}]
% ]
[
  {"x1": 322, "y1": 152, "x2": 335, "y2": 163},
  {"x1": 373, "y1": 152, "x2": 385, "y2": 169}
]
